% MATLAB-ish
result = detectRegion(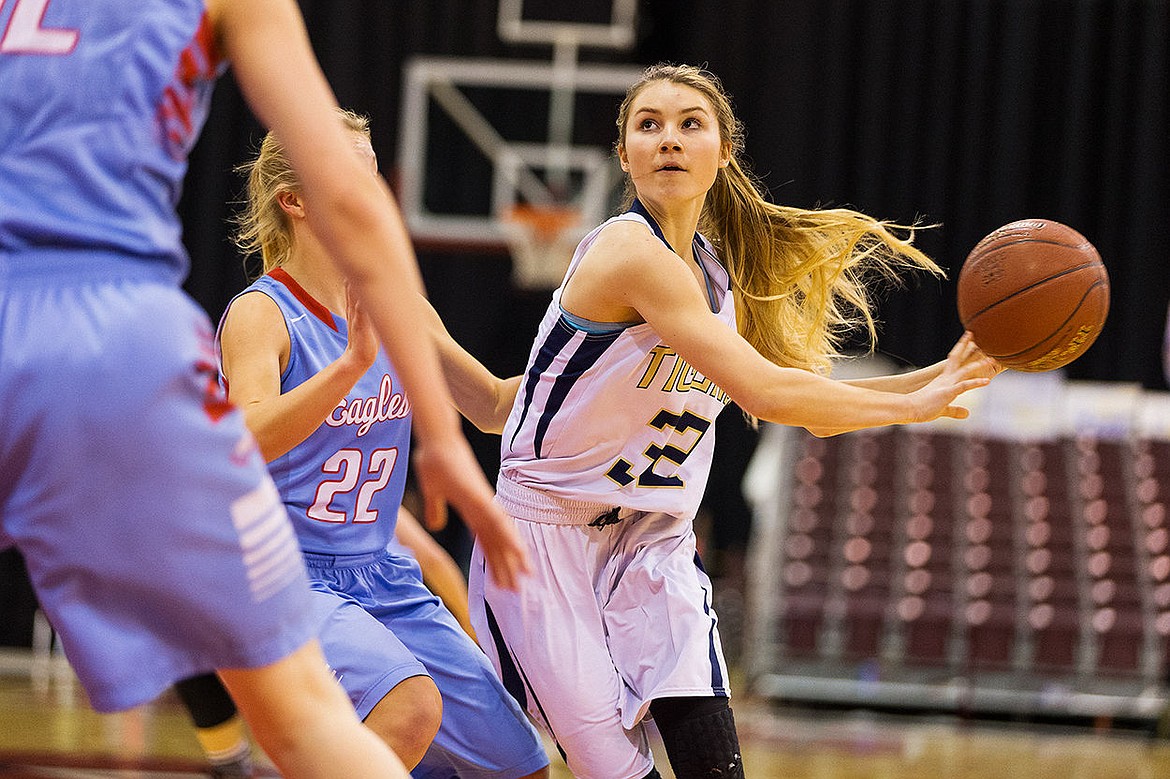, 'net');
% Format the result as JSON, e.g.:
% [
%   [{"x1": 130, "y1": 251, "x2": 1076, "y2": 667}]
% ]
[{"x1": 500, "y1": 203, "x2": 584, "y2": 291}]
